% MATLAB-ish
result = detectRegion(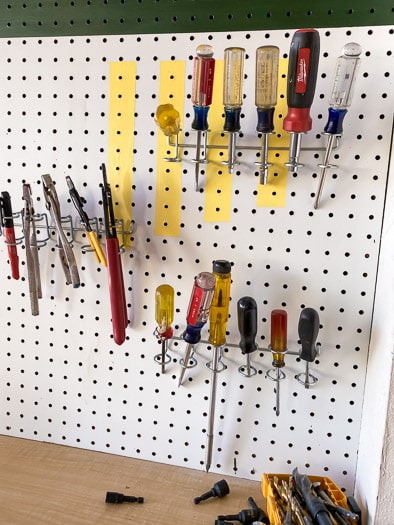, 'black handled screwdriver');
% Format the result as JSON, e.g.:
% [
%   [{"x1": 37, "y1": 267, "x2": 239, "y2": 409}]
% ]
[
  {"x1": 237, "y1": 296, "x2": 258, "y2": 377},
  {"x1": 295, "y1": 307, "x2": 320, "y2": 388},
  {"x1": 283, "y1": 28, "x2": 320, "y2": 172}
]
